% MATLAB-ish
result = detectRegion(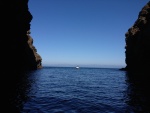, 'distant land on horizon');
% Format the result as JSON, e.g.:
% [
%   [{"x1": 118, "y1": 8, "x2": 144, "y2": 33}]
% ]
[{"x1": 42, "y1": 64, "x2": 124, "y2": 69}]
